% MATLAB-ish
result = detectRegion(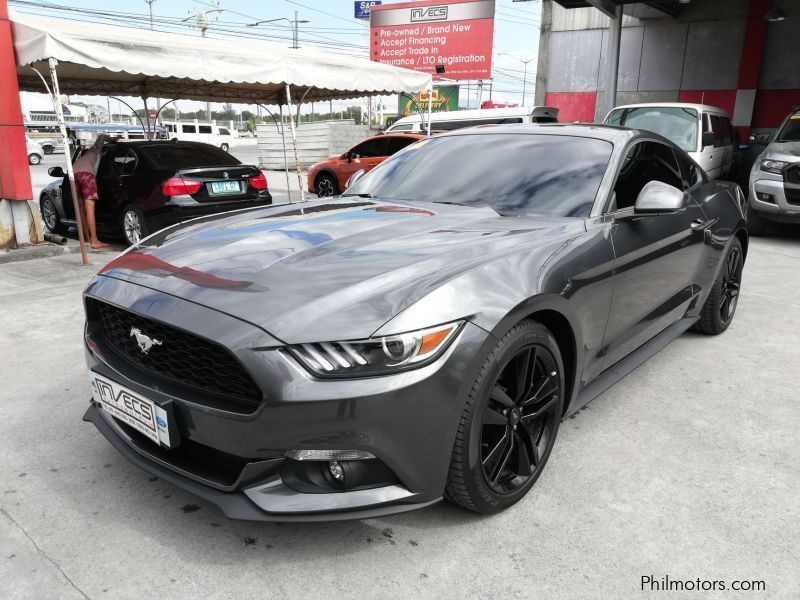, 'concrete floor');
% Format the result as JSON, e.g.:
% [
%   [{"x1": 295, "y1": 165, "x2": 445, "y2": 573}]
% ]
[{"x1": 0, "y1": 234, "x2": 798, "y2": 599}]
